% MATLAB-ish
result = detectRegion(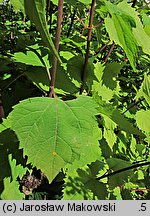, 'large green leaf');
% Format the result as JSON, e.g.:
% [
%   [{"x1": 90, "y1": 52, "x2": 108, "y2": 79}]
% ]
[
  {"x1": 24, "y1": 0, "x2": 61, "y2": 63},
  {"x1": 65, "y1": 126, "x2": 102, "y2": 173},
  {"x1": 9, "y1": 96, "x2": 101, "y2": 182}
]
